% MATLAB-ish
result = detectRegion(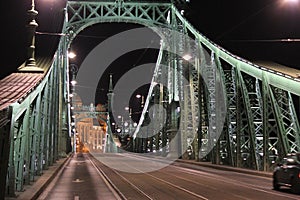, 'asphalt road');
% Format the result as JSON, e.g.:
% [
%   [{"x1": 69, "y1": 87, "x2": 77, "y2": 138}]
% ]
[{"x1": 37, "y1": 153, "x2": 300, "y2": 200}]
